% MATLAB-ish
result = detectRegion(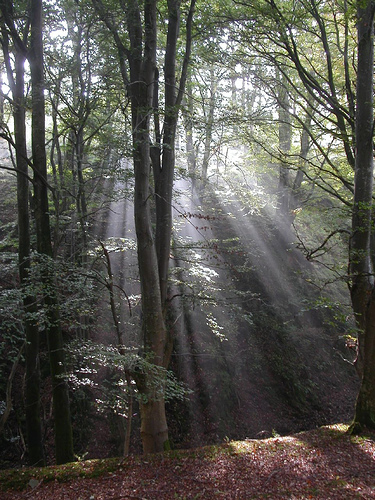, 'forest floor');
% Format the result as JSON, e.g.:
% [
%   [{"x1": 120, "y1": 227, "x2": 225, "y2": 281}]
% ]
[{"x1": 1, "y1": 425, "x2": 374, "y2": 499}]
